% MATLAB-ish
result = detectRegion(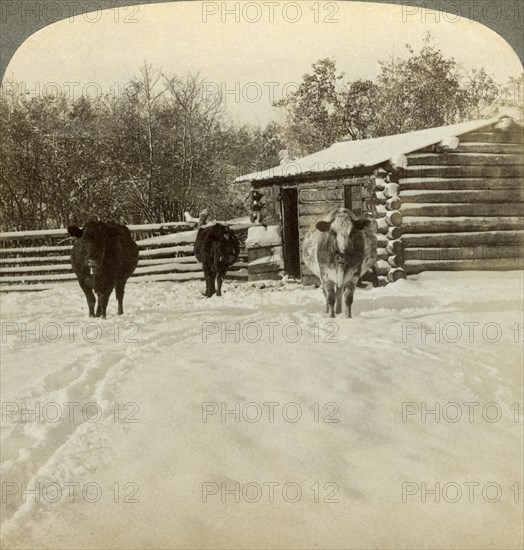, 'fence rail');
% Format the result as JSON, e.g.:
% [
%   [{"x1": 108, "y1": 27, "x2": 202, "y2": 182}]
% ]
[{"x1": 0, "y1": 219, "x2": 255, "y2": 292}]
